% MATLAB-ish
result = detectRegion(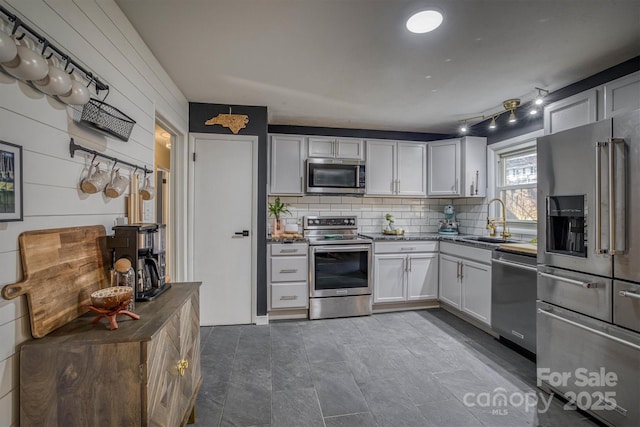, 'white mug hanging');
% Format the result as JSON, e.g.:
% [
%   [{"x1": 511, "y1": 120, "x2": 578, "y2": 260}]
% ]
[{"x1": 140, "y1": 175, "x2": 155, "y2": 201}]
